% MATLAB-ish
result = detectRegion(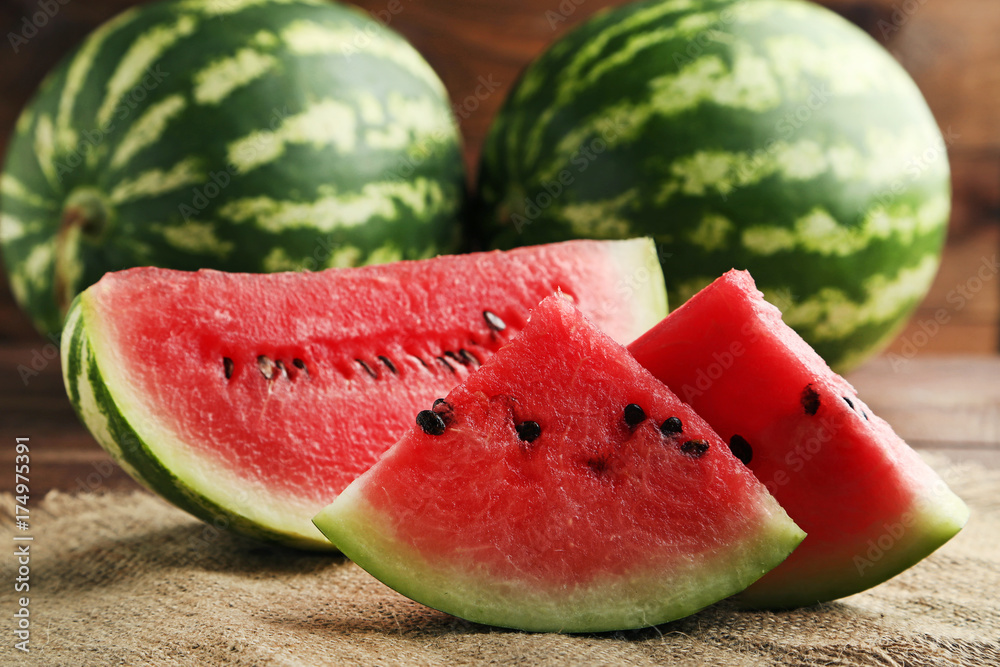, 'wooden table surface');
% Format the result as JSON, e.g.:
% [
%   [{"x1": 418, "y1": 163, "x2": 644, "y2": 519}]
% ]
[{"x1": 1, "y1": 349, "x2": 998, "y2": 497}]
